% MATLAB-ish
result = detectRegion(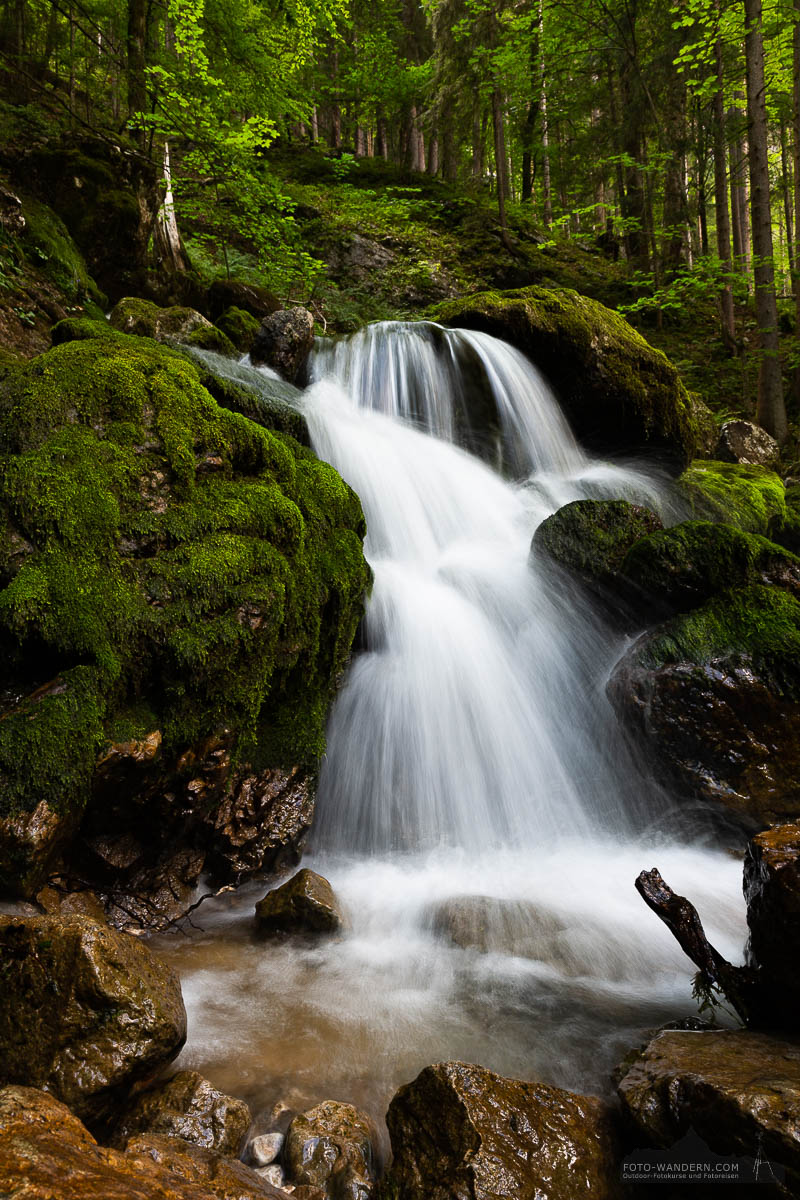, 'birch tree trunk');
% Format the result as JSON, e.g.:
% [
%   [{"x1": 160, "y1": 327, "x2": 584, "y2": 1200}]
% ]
[{"x1": 714, "y1": 24, "x2": 736, "y2": 352}]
